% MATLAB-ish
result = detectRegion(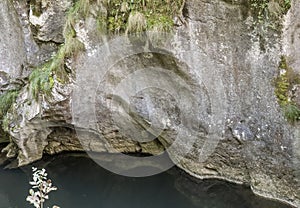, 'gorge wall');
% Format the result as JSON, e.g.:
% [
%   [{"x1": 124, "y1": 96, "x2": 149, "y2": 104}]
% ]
[{"x1": 0, "y1": 0, "x2": 299, "y2": 207}]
